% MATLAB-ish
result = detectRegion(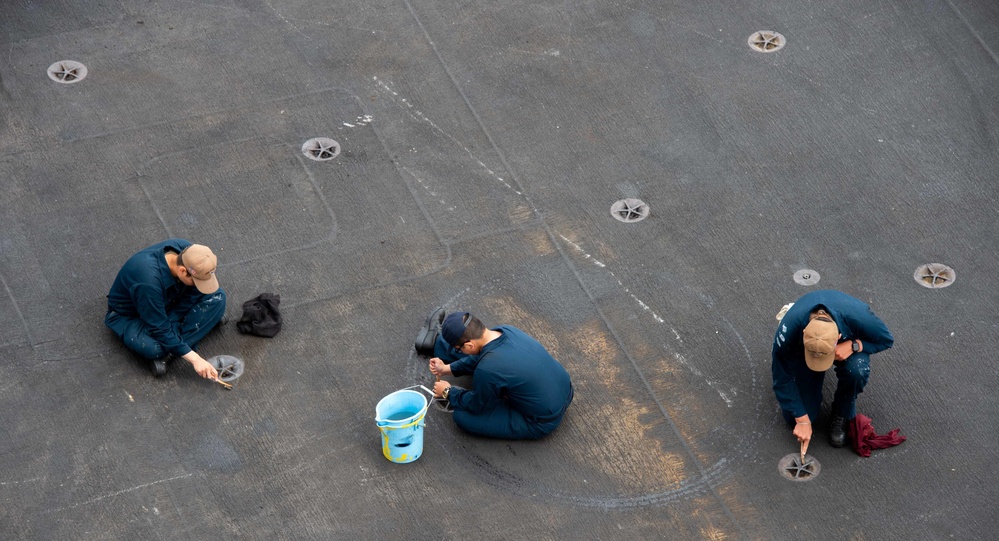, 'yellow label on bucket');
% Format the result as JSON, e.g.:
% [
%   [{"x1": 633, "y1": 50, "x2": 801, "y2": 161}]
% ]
[{"x1": 379, "y1": 412, "x2": 426, "y2": 463}]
